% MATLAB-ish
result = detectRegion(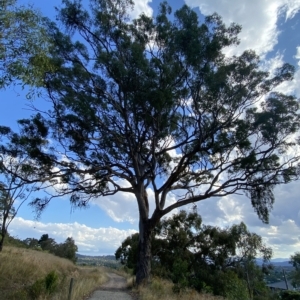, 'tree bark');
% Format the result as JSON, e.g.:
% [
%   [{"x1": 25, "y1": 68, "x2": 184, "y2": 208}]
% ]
[
  {"x1": 0, "y1": 227, "x2": 6, "y2": 252},
  {"x1": 136, "y1": 218, "x2": 152, "y2": 285}
]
